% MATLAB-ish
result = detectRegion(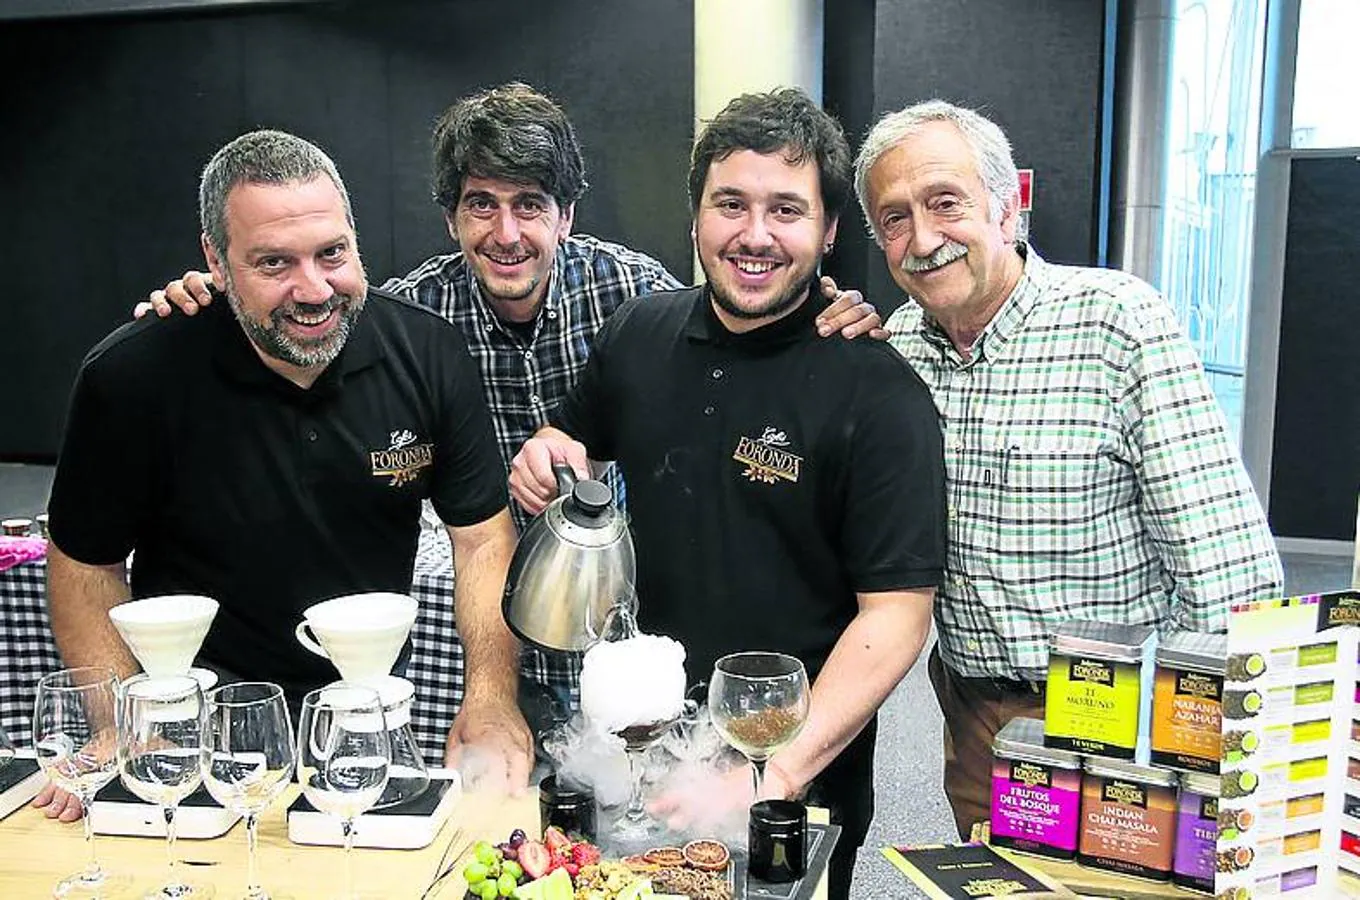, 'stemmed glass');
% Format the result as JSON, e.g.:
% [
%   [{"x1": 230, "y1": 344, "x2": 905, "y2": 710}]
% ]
[
  {"x1": 32, "y1": 666, "x2": 128, "y2": 897},
  {"x1": 204, "y1": 682, "x2": 295, "y2": 900},
  {"x1": 708, "y1": 652, "x2": 810, "y2": 800},
  {"x1": 119, "y1": 673, "x2": 211, "y2": 899},
  {"x1": 610, "y1": 712, "x2": 684, "y2": 845},
  {"x1": 297, "y1": 684, "x2": 390, "y2": 899}
]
